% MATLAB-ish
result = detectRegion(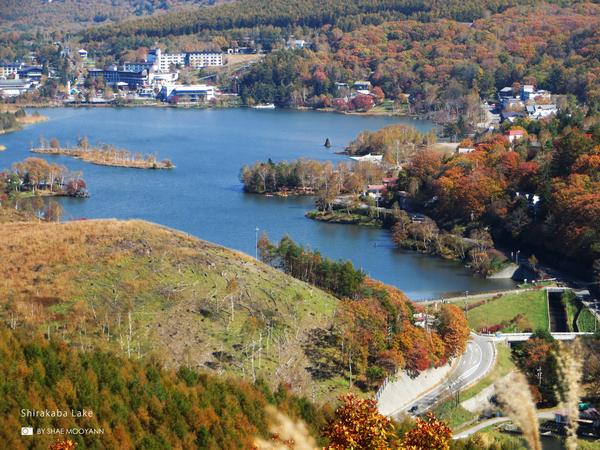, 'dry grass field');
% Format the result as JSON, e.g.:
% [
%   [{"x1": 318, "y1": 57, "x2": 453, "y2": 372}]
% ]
[{"x1": 0, "y1": 219, "x2": 342, "y2": 399}]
